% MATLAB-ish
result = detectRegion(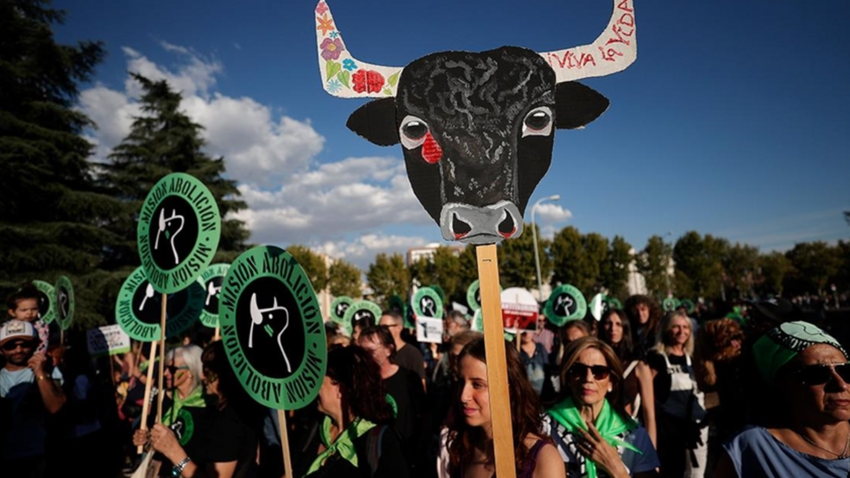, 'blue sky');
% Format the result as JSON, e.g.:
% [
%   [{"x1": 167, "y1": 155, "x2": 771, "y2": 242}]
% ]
[{"x1": 54, "y1": 0, "x2": 850, "y2": 271}]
